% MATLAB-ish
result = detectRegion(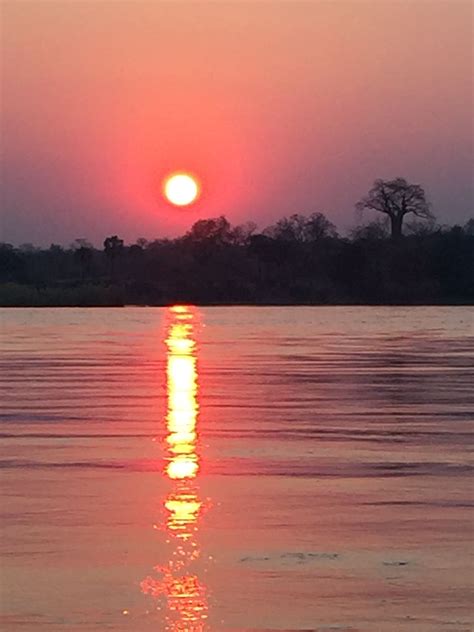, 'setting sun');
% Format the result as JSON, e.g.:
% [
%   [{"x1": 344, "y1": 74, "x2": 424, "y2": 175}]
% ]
[{"x1": 164, "y1": 173, "x2": 200, "y2": 207}]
